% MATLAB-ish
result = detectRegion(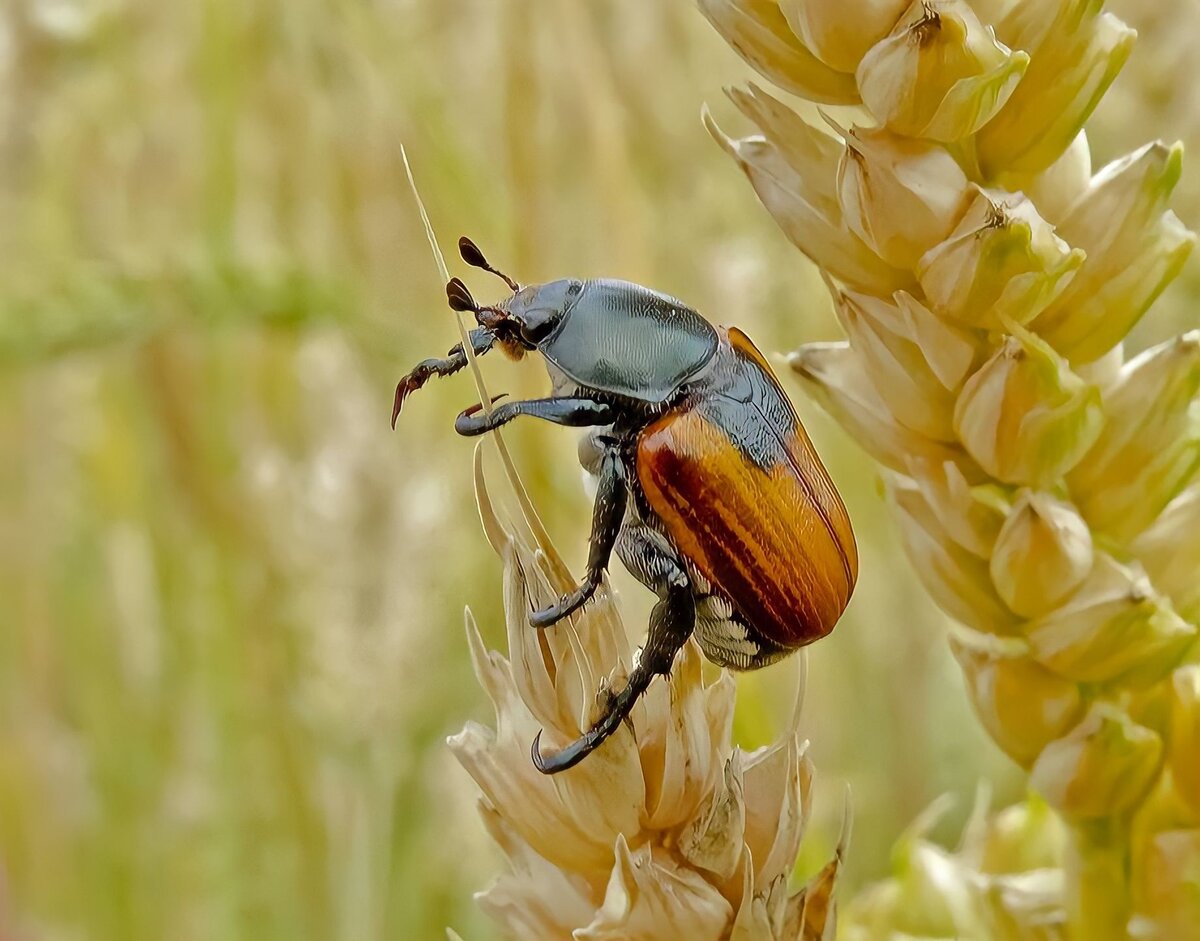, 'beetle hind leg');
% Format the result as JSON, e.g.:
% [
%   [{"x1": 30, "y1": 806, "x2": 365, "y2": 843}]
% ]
[
  {"x1": 530, "y1": 443, "x2": 627, "y2": 629},
  {"x1": 532, "y1": 539, "x2": 695, "y2": 774}
]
